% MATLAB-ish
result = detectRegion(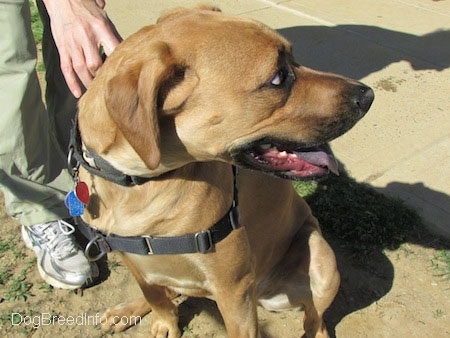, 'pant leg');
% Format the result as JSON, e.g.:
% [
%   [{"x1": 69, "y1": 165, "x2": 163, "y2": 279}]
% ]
[
  {"x1": 37, "y1": 0, "x2": 79, "y2": 152},
  {"x1": 0, "y1": 0, "x2": 73, "y2": 226}
]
